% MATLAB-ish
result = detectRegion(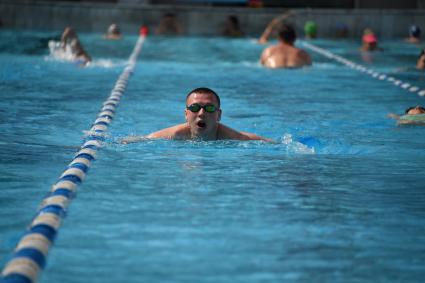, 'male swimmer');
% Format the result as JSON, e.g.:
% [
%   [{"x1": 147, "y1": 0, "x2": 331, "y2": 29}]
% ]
[
  {"x1": 60, "y1": 27, "x2": 91, "y2": 66},
  {"x1": 122, "y1": 87, "x2": 272, "y2": 143},
  {"x1": 104, "y1": 24, "x2": 122, "y2": 40},
  {"x1": 260, "y1": 23, "x2": 312, "y2": 68},
  {"x1": 388, "y1": 105, "x2": 425, "y2": 125},
  {"x1": 405, "y1": 25, "x2": 421, "y2": 44}
]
